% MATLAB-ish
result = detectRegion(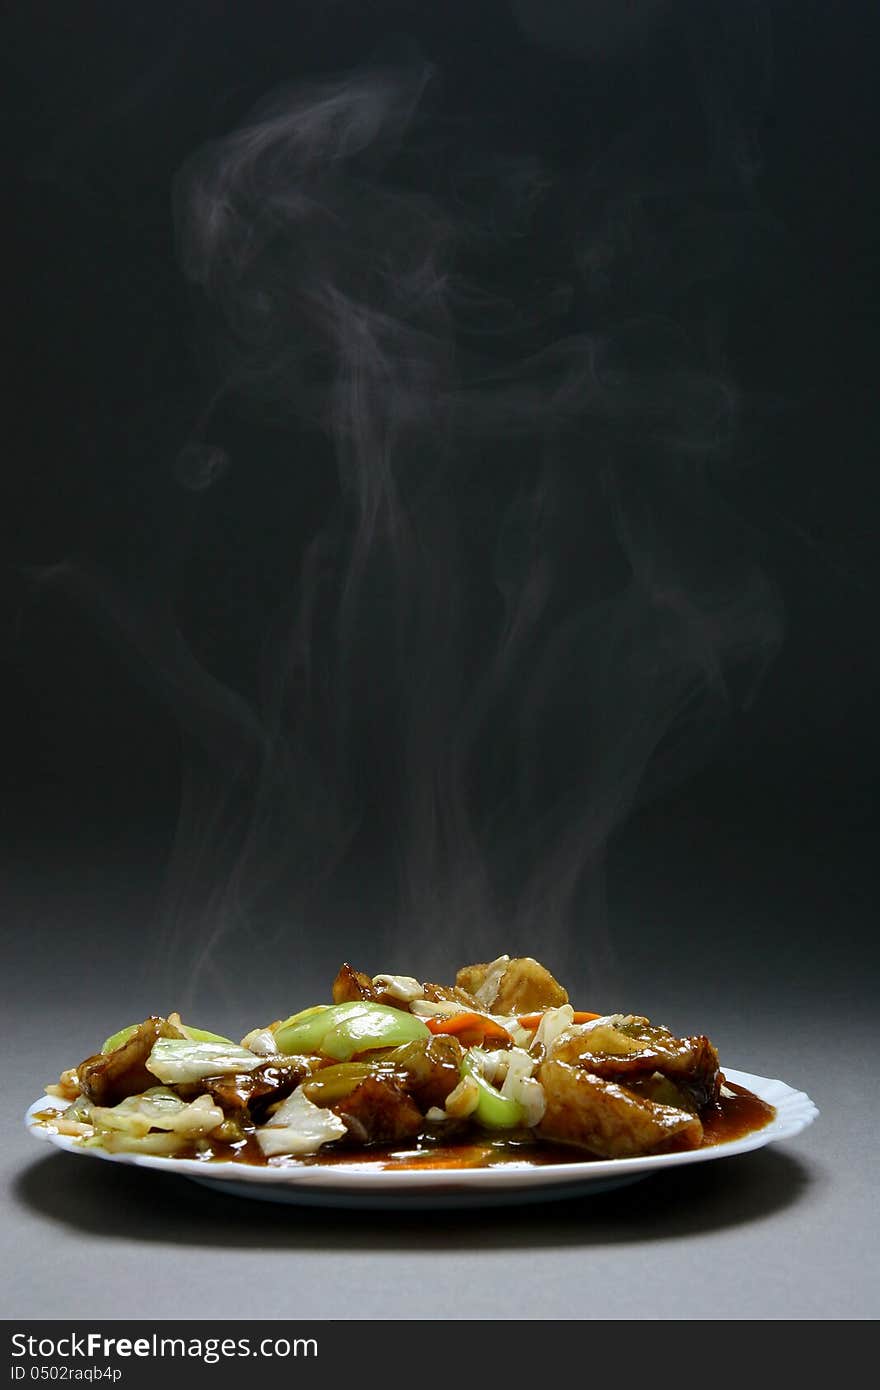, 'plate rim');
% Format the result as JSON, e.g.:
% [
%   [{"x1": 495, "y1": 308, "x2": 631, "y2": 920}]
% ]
[{"x1": 25, "y1": 1066, "x2": 818, "y2": 1195}]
